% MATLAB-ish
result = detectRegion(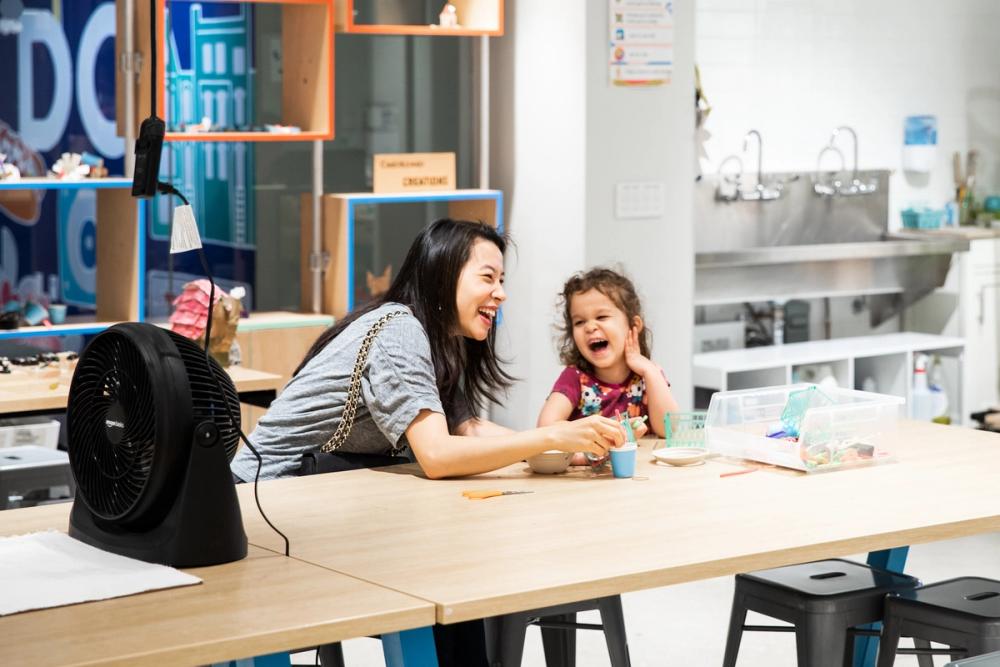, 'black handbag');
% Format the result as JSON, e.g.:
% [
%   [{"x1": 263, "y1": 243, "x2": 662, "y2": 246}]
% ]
[
  {"x1": 298, "y1": 310, "x2": 411, "y2": 477},
  {"x1": 298, "y1": 450, "x2": 411, "y2": 475}
]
